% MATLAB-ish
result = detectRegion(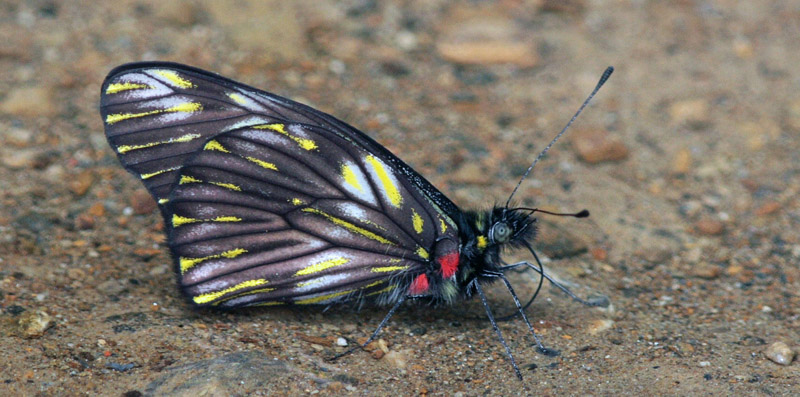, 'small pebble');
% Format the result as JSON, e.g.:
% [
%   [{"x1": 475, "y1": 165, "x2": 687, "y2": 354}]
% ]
[
  {"x1": 437, "y1": 41, "x2": 537, "y2": 67},
  {"x1": 691, "y1": 262, "x2": 722, "y2": 279},
  {"x1": 0, "y1": 86, "x2": 57, "y2": 117},
  {"x1": 17, "y1": 309, "x2": 53, "y2": 338},
  {"x1": 336, "y1": 337, "x2": 348, "y2": 347},
  {"x1": 1, "y1": 148, "x2": 41, "y2": 169},
  {"x1": 785, "y1": 99, "x2": 800, "y2": 131},
  {"x1": 699, "y1": 361, "x2": 711, "y2": 367},
  {"x1": 87, "y1": 202, "x2": 106, "y2": 217},
  {"x1": 672, "y1": 148, "x2": 692, "y2": 174},
  {"x1": 571, "y1": 129, "x2": 629, "y2": 164},
  {"x1": 68, "y1": 170, "x2": 95, "y2": 196},
  {"x1": 376, "y1": 338, "x2": 389, "y2": 353},
  {"x1": 327, "y1": 381, "x2": 345, "y2": 393},
  {"x1": 1, "y1": 126, "x2": 33, "y2": 147},
  {"x1": 74, "y1": 213, "x2": 96, "y2": 230},
  {"x1": 726, "y1": 264, "x2": 744, "y2": 276},
  {"x1": 107, "y1": 362, "x2": 136, "y2": 372},
  {"x1": 764, "y1": 342, "x2": 796, "y2": 366},
  {"x1": 131, "y1": 190, "x2": 157, "y2": 215},
  {"x1": 590, "y1": 247, "x2": 608, "y2": 261},
  {"x1": 754, "y1": 201, "x2": 781, "y2": 216},
  {"x1": 669, "y1": 98, "x2": 710, "y2": 129},
  {"x1": 587, "y1": 319, "x2": 614, "y2": 335},
  {"x1": 450, "y1": 162, "x2": 492, "y2": 185},
  {"x1": 383, "y1": 350, "x2": 408, "y2": 369},
  {"x1": 694, "y1": 219, "x2": 723, "y2": 236},
  {"x1": 732, "y1": 38, "x2": 754, "y2": 59},
  {"x1": 298, "y1": 333, "x2": 334, "y2": 347},
  {"x1": 436, "y1": 18, "x2": 537, "y2": 67},
  {"x1": 154, "y1": 0, "x2": 201, "y2": 26},
  {"x1": 66, "y1": 268, "x2": 86, "y2": 280}
]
